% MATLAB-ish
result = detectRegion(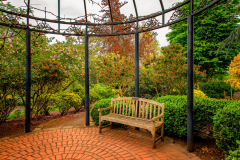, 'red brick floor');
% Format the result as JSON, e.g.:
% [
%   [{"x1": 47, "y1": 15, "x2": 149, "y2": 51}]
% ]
[{"x1": 0, "y1": 127, "x2": 199, "y2": 160}]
